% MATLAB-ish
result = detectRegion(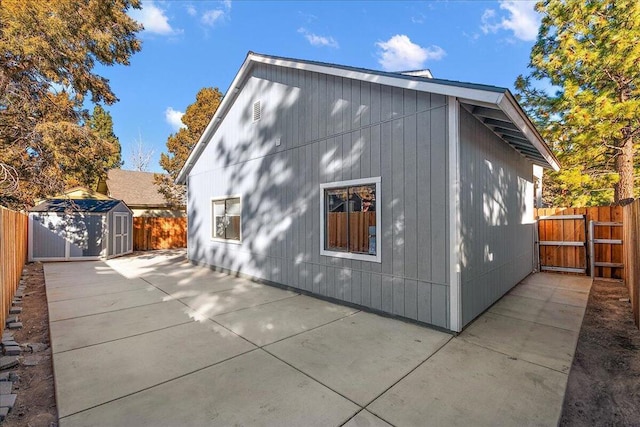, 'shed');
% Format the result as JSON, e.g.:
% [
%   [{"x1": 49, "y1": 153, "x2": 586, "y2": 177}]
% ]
[
  {"x1": 175, "y1": 52, "x2": 560, "y2": 332},
  {"x1": 29, "y1": 198, "x2": 133, "y2": 261}
]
